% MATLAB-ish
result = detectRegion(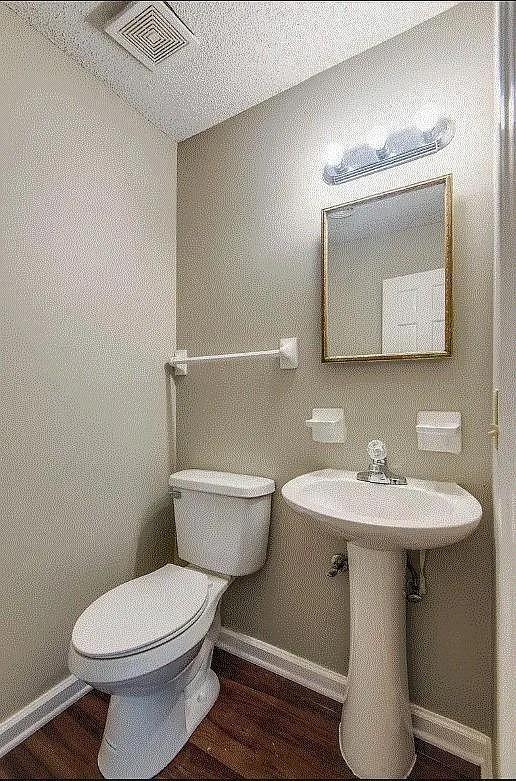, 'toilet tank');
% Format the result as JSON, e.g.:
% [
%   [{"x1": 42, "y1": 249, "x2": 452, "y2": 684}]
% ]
[{"x1": 169, "y1": 470, "x2": 275, "y2": 576}]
